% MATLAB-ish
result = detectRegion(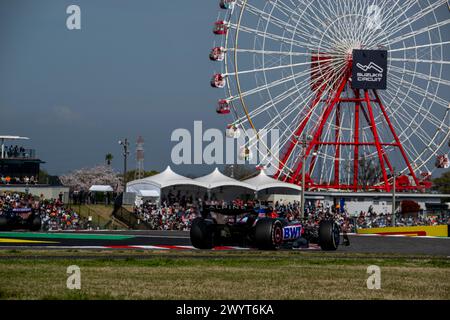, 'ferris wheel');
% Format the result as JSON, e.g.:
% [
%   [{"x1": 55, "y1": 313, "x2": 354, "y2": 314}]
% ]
[{"x1": 210, "y1": 0, "x2": 450, "y2": 192}]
